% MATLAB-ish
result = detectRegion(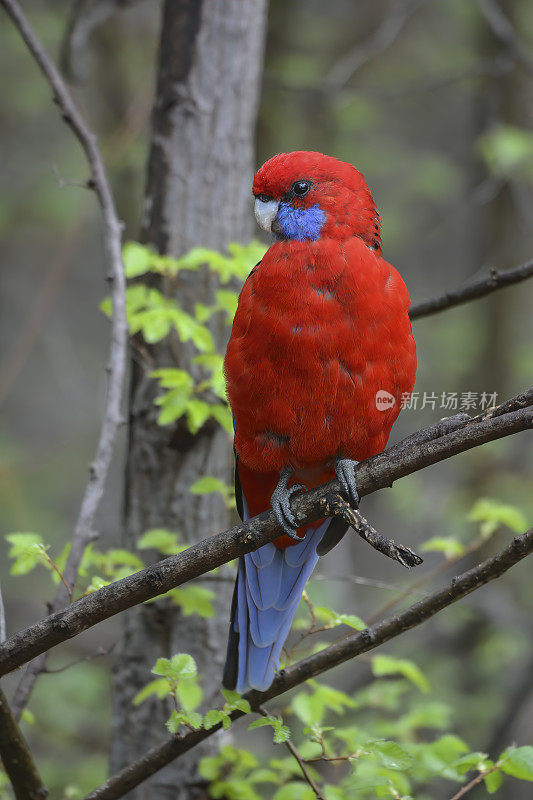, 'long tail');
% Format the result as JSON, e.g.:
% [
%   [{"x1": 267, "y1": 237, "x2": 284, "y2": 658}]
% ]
[{"x1": 223, "y1": 488, "x2": 330, "y2": 693}]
